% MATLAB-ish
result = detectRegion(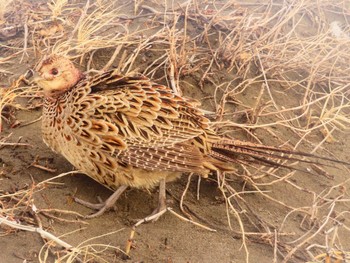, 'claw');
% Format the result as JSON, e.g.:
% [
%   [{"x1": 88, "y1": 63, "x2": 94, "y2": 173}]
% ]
[{"x1": 74, "y1": 185, "x2": 128, "y2": 218}]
